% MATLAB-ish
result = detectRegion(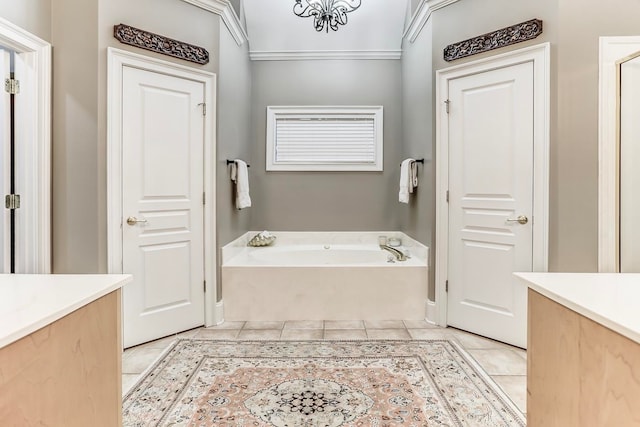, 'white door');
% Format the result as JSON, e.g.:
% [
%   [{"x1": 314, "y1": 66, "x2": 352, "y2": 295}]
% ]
[
  {"x1": 446, "y1": 61, "x2": 534, "y2": 348},
  {"x1": 122, "y1": 66, "x2": 205, "y2": 348},
  {"x1": 0, "y1": 48, "x2": 10, "y2": 272}
]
